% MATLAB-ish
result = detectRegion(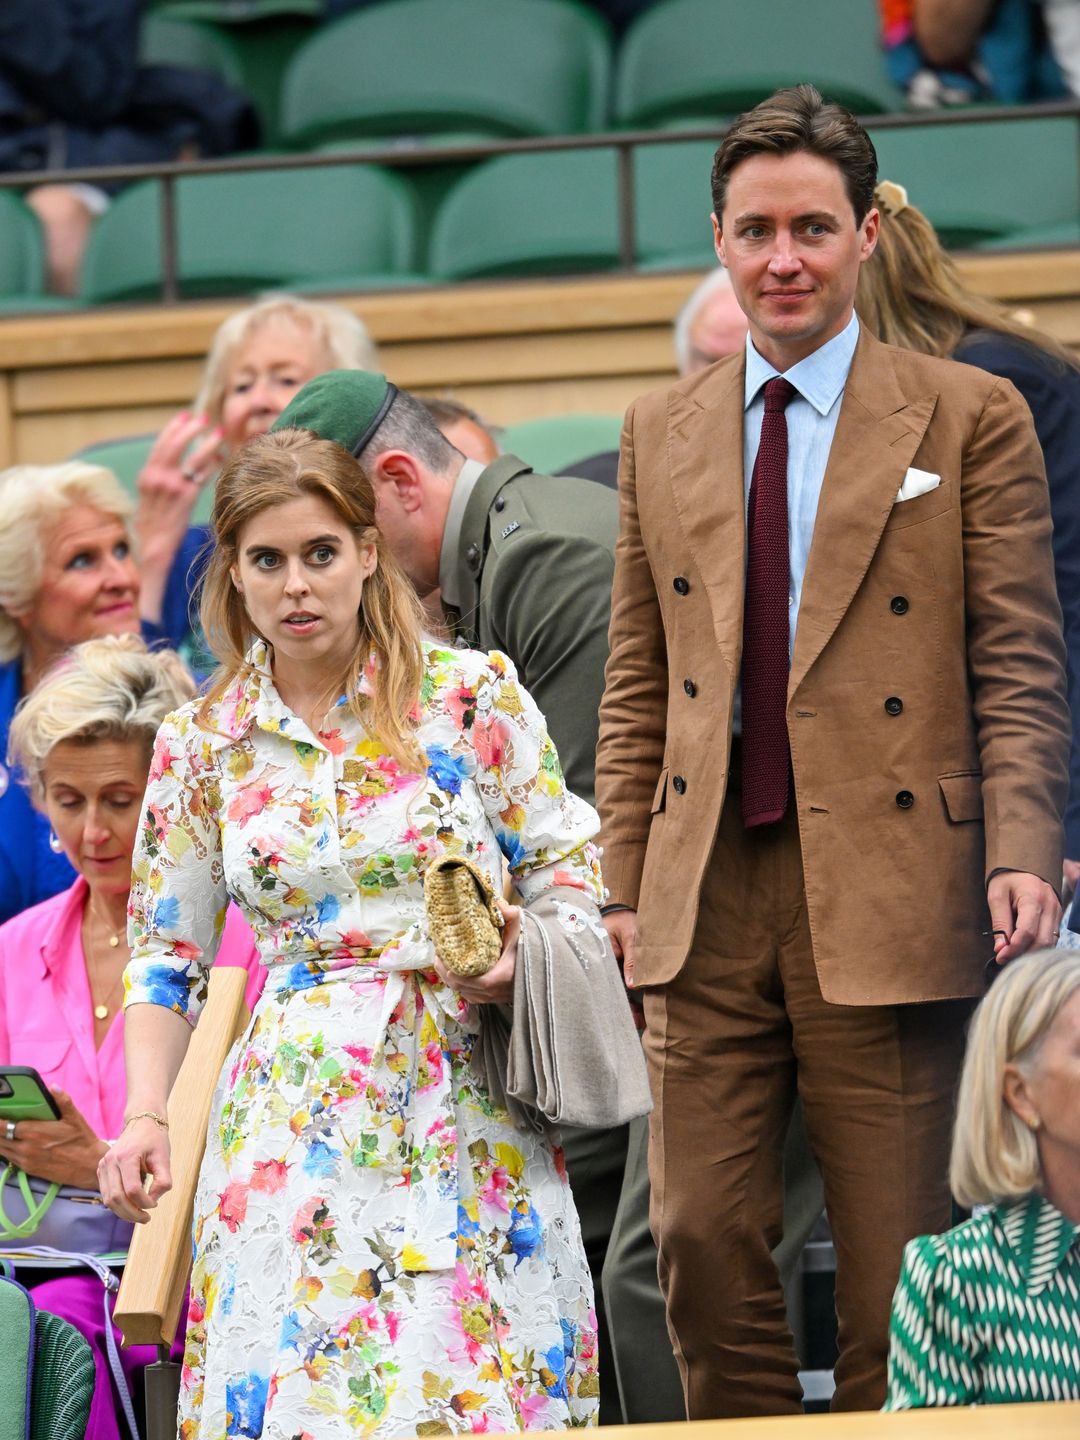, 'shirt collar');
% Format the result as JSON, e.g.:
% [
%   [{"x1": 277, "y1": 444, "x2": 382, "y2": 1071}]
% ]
[
  {"x1": 439, "y1": 457, "x2": 486, "y2": 608},
  {"x1": 210, "y1": 640, "x2": 377, "y2": 746},
  {"x1": 744, "y1": 311, "x2": 860, "y2": 417},
  {"x1": 997, "y1": 1191, "x2": 1080, "y2": 1295},
  {"x1": 40, "y1": 875, "x2": 90, "y2": 977}
]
